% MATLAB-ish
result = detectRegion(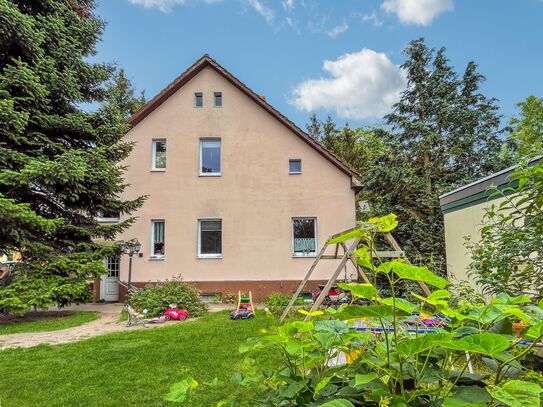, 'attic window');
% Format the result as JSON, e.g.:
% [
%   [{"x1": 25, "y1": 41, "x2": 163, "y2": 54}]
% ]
[
  {"x1": 195, "y1": 92, "x2": 203, "y2": 108},
  {"x1": 289, "y1": 159, "x2": 302, "y2": 174},
  {"x1": 214, "y1": 92, "x2": 222, "y2": 107}
]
